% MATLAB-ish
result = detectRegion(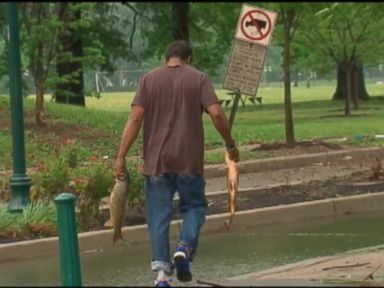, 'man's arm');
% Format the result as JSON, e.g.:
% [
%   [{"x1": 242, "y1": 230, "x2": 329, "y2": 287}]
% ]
[
  {"x1": 115, "y1": 105, "x2": 145, "y2": 178},
  {"x1": 206, "y1": 103, "x2": 239, "y2": 162}
]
